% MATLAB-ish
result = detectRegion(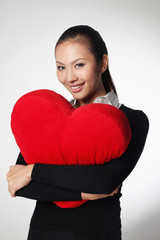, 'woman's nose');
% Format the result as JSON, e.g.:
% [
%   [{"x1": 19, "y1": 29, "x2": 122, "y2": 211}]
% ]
[{"x1": 66, "y1": 69, "x2": 78, "y2": 83}]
